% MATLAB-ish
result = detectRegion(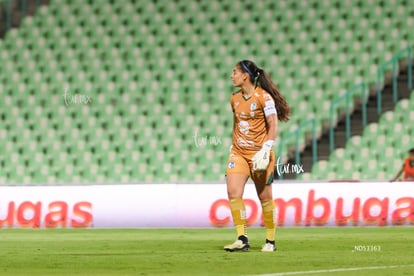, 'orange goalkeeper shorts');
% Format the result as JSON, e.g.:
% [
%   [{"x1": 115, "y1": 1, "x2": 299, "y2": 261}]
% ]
[{"x1": 226, "y1": 148, "x2": 275, "y2": 185}]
